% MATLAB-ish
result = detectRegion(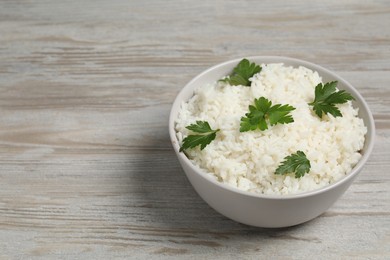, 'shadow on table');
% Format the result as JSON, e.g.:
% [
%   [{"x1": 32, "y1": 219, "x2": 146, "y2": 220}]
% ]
[{"x1": 128, "y1": 132, "x2": 318, "y2": 240}]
